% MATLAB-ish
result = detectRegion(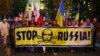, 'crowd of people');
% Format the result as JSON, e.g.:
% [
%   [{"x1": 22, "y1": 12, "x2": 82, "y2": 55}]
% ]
[{"x1": 0, "y1": 13, "x2": 99, "y2": 56}]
